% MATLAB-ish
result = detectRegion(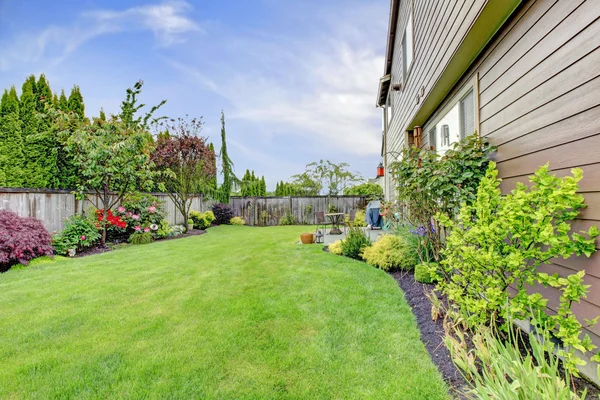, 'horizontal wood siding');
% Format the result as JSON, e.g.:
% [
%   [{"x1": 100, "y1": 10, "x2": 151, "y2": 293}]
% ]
[
  {"x1": 407, "y1": 0, "x2": 600, "y2": 348},
  {"x1": 469, "y1": 0, "x2": 600, "y2": 344},
  {"x1": 385, "y1": 0, "x2": 486, "y2": 199}
]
